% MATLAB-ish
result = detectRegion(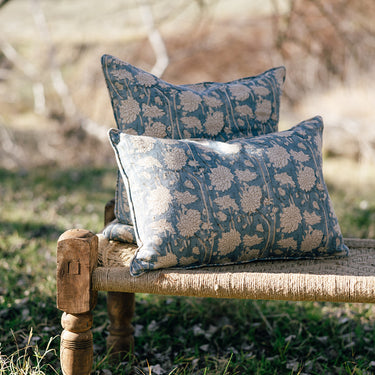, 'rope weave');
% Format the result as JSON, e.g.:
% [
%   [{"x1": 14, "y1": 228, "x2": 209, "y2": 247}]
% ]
[{"x1": 93, "y1": 236, "x2": 375, "y2": 303}]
